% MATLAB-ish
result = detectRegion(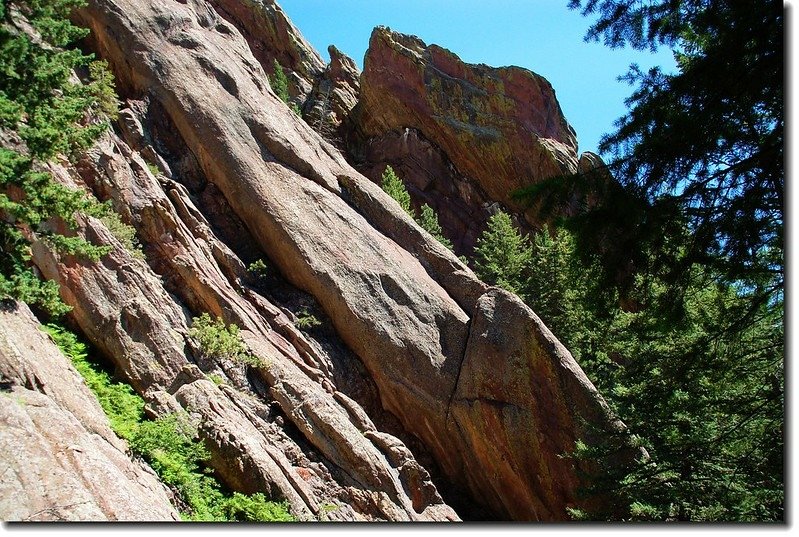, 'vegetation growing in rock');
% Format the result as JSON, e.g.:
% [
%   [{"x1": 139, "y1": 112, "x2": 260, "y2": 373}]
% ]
[
  {"x1": 100, "y1": 209, "x2": 144, "y2": 259},
  {"x1": 190, "y1": 313, "x2": 262, "y2": 367},
  {"x1": 248, "y1": 258, "x2": 271, "y2": 277},
  {"x1": 418, "y1": 204, "x2": 453, "y2": 251},
  {"x1": 270, "y1": 59, "x2": 301, "y2": 115},
  {"x1": 42, "y1": 323, "x2": 293, "y2": 522},
  {"x1": 380, "y1": 165, "x2": 413, "y2": 217},
  {"x1": 0, "y1": 0, "x2": 119, "y2": 316},
  {"x1": 381, "y1": 165, "x2": 454, "y2": 252},
  {"x1": 294, "y1": 308, "x2": 321, "y2": 330},
  {"x1": 473, "y1": 214, "x2": 782, "y2": 521},
  {"x1": 473, "y1": 211, "x2": 532, "y2": 300},
  {"x1": 270, "y1": 59, "x2": 291, "y2": 102}
]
